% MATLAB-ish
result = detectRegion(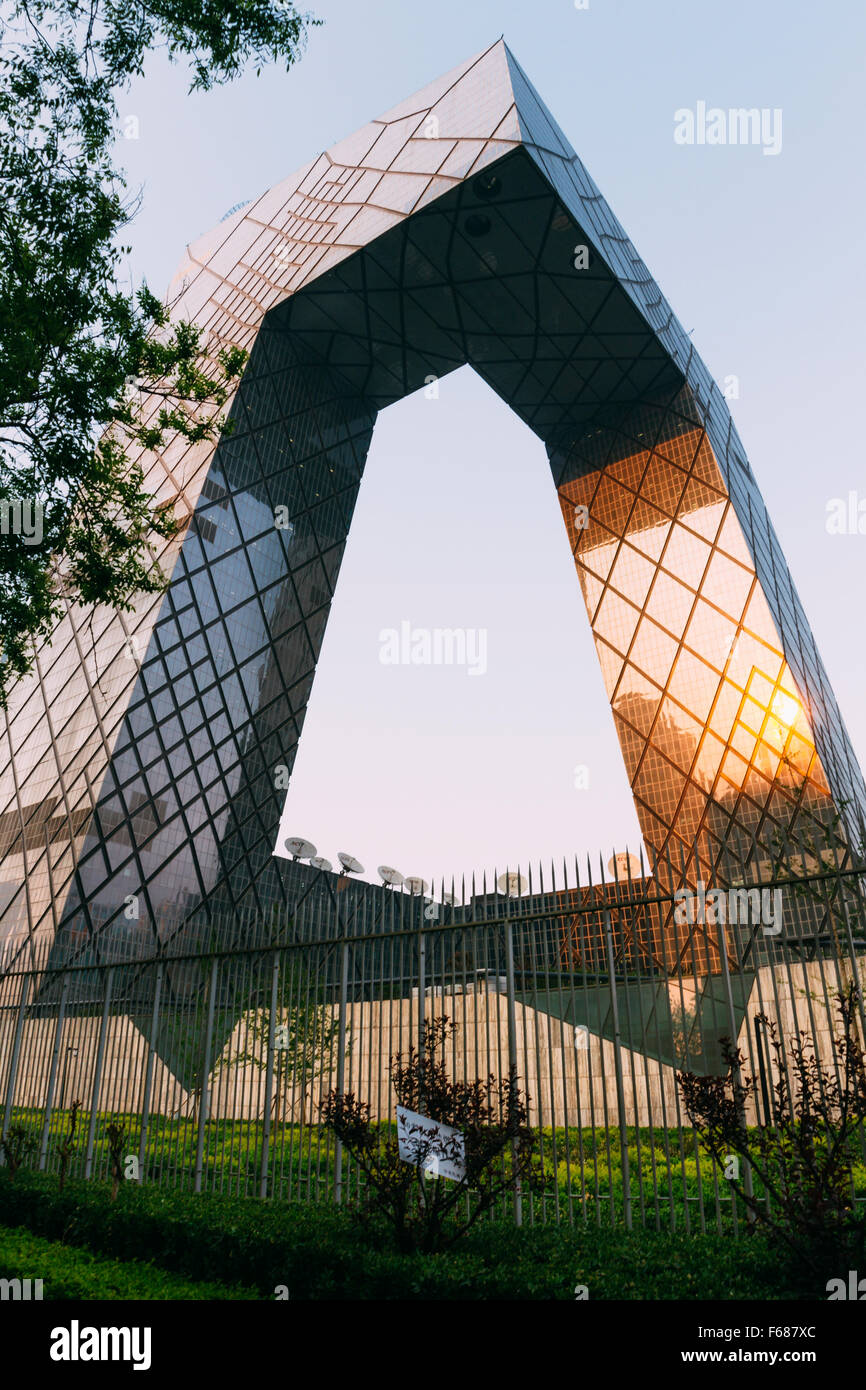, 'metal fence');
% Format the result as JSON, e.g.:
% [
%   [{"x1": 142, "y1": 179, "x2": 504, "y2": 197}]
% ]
[{"x1": 2, "y1": 830, "x2": 866, "y2": 1233}]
